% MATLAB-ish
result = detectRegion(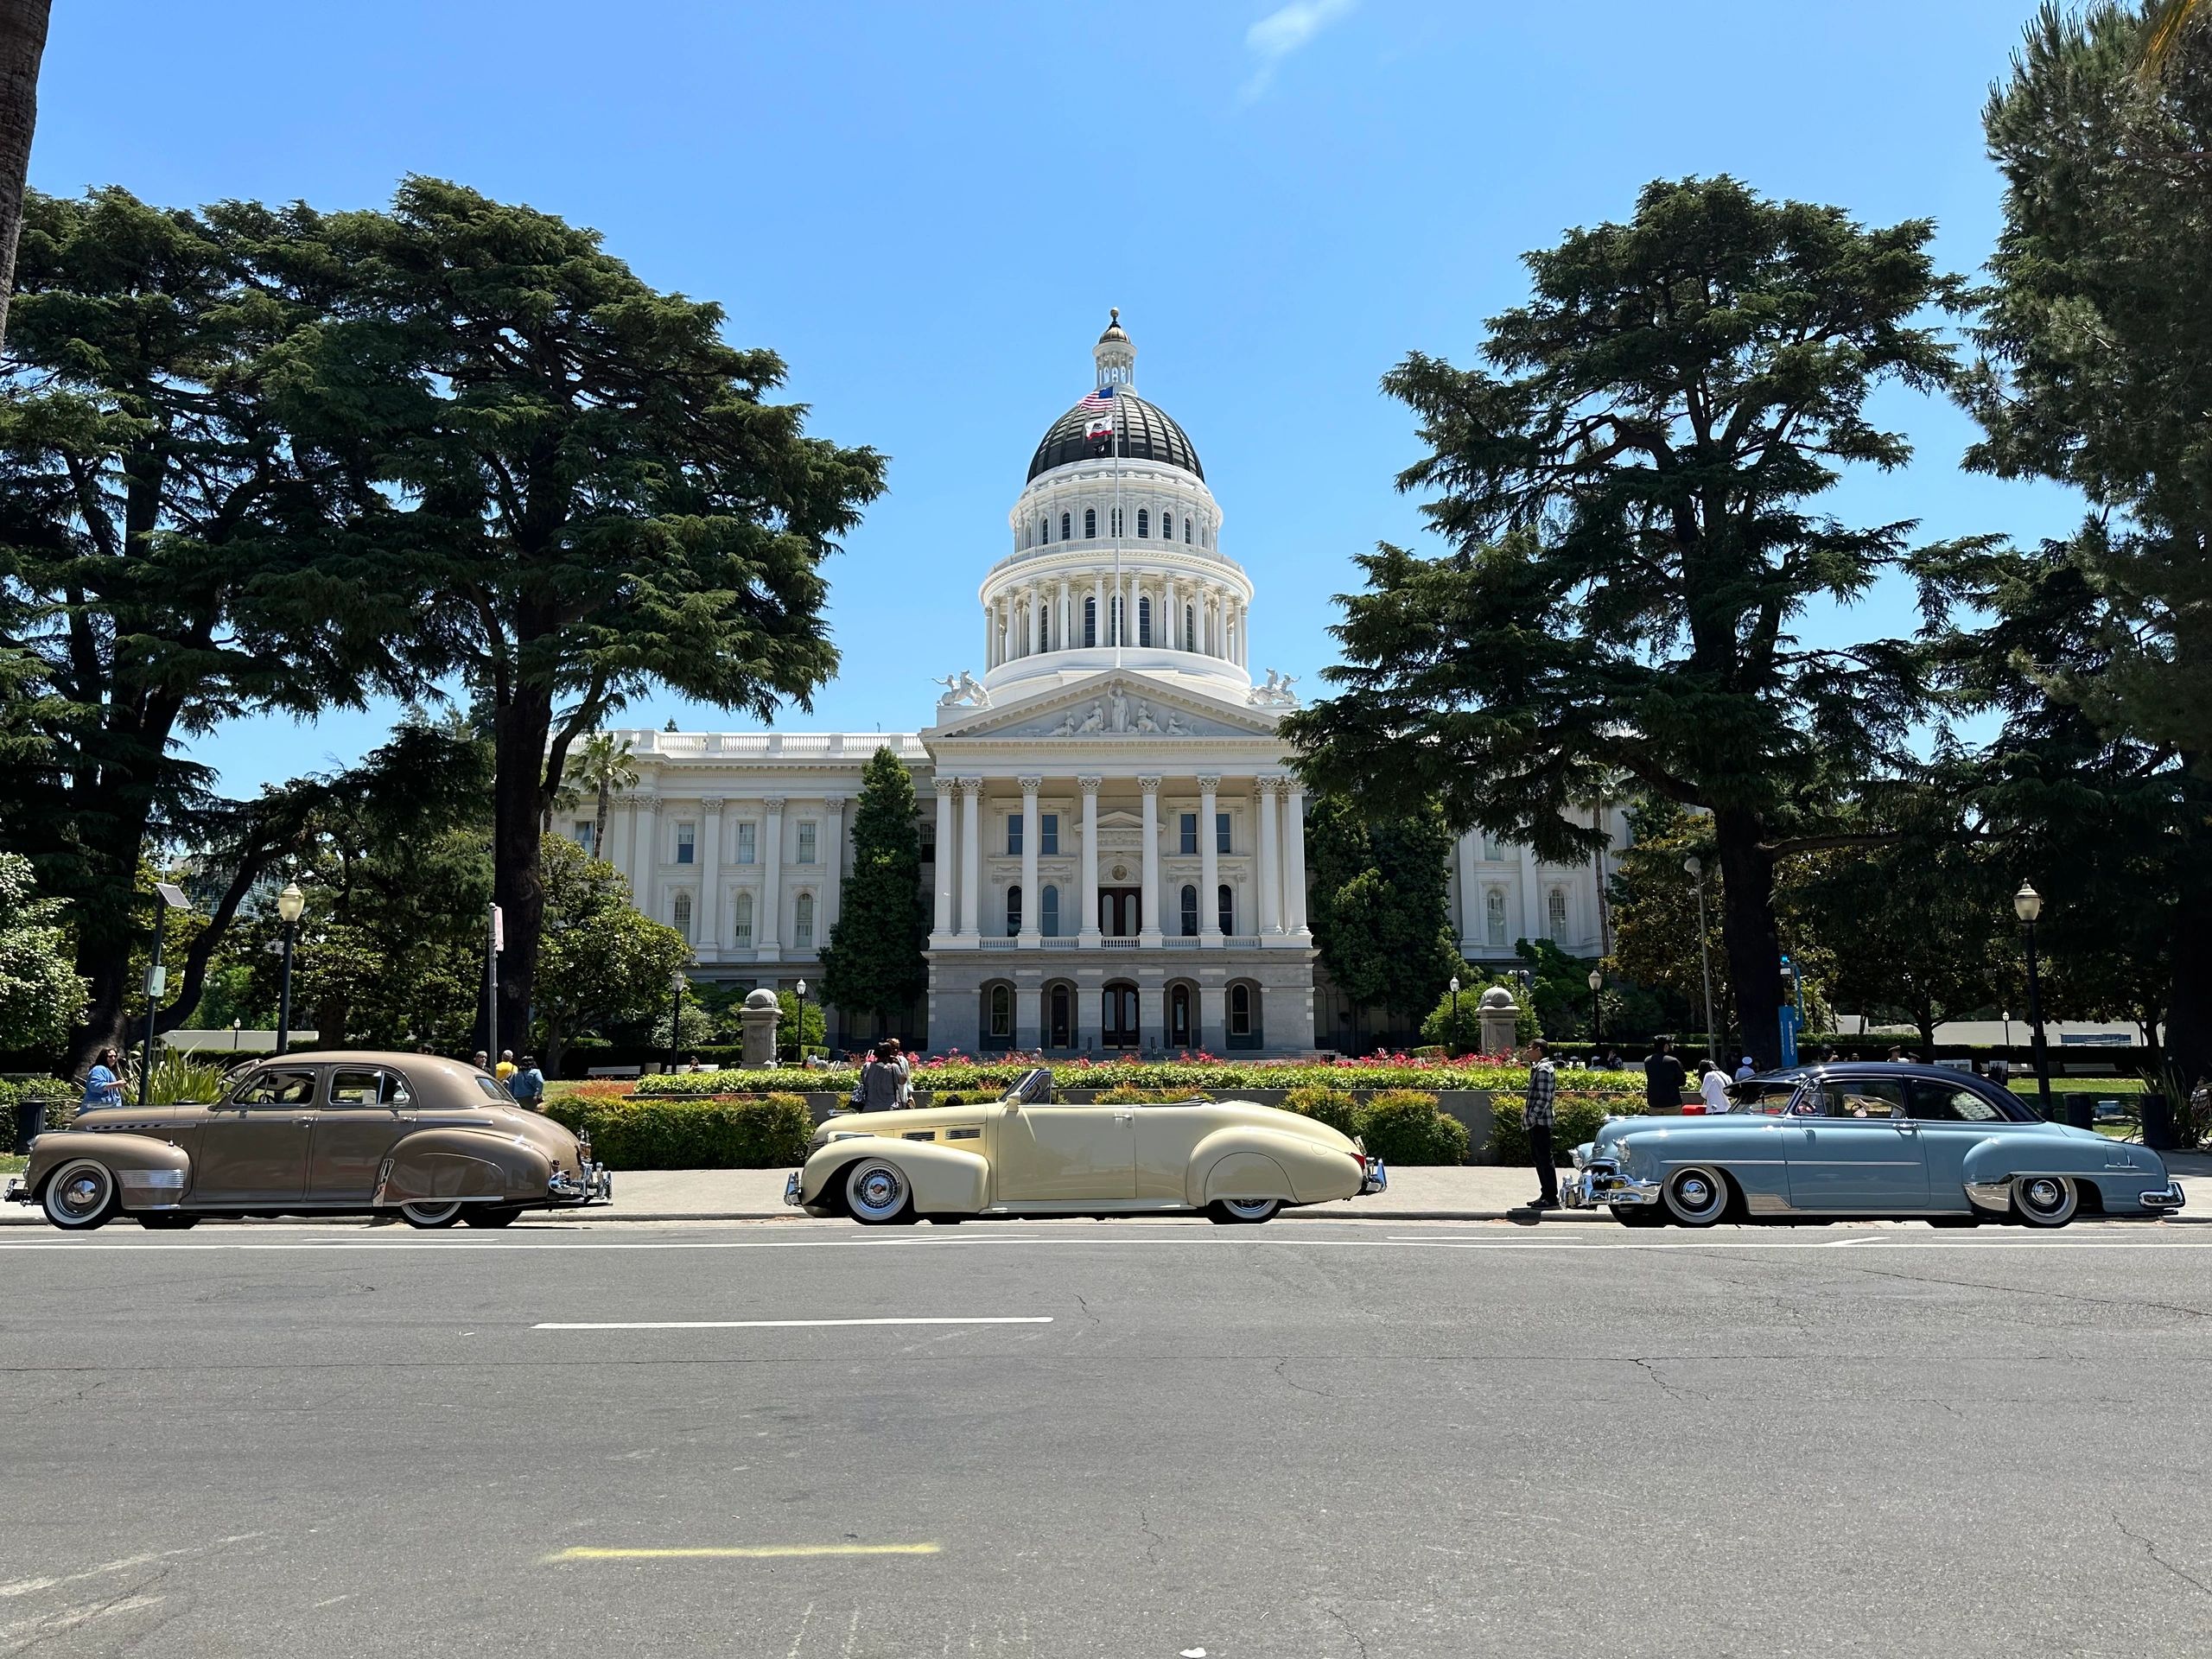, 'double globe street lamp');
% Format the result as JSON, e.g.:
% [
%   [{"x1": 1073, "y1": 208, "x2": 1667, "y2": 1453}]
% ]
[
  {"x1": 273, "y1": 880, "x2": 306, "y2": 1056},
  {"x1": 2014, "y1": 881, "x2": 2060, "y2": 1125}
]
